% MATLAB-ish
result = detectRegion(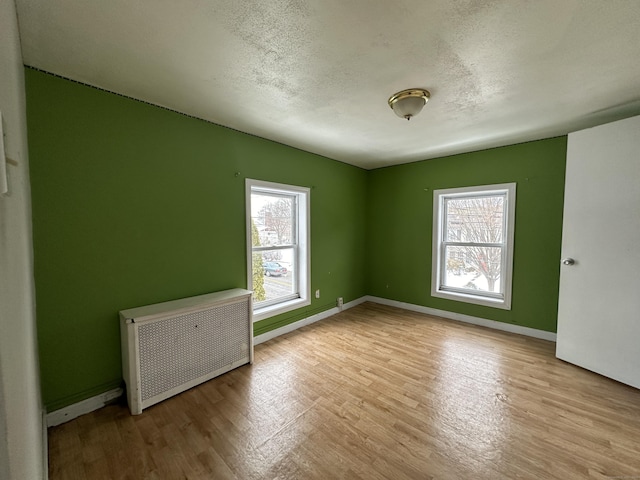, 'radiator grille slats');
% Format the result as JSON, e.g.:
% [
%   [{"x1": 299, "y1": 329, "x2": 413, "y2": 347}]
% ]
[
  {"x1": 120, "y1": 289, "x2": 253, "y2": 414},
  {"x1": 138, "y1": 302, "x2": 249, "y2": 401}
]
